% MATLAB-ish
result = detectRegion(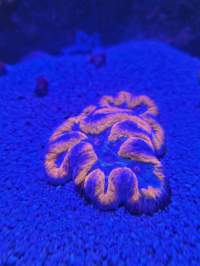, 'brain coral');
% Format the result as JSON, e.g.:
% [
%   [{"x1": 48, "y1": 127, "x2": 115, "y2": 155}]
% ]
[{"x1": 45, "y1": 91, "x2": 170, "y2": 215}]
